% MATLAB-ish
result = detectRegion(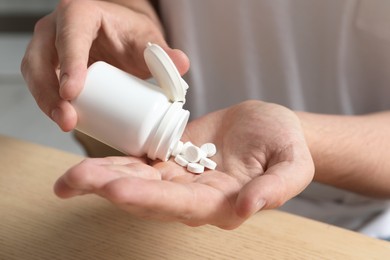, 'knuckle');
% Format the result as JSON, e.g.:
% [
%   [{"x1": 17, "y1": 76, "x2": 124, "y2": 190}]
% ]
[
  {"x1": 57, "y1": 0, "x2": 75, "y2": 10},
  {"x1": 54, "y1": 1, "x2": 98, "y2": 50},
  {"x1": 33, "y1": 15, "x2": 50, "y2": 33},
  {"x1": 59, "y1": 0, "x2": 96, "y2": 15}
]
